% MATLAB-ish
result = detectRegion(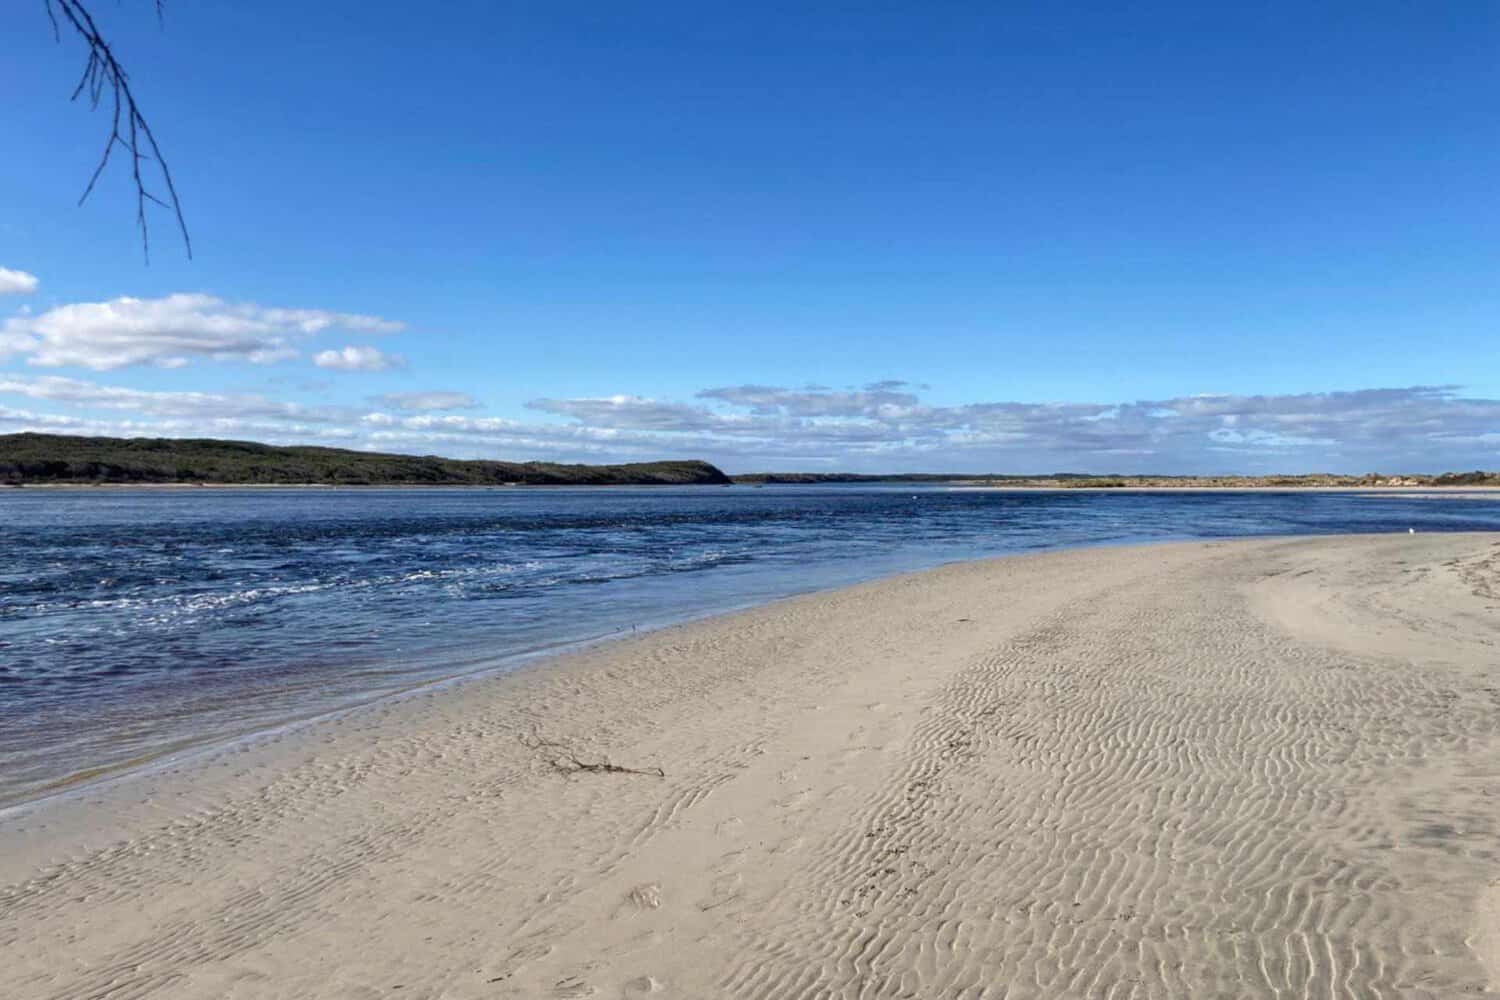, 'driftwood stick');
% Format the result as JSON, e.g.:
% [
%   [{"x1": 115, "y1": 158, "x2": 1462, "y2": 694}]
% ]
[{"x1": 518, "y1": 731, "x2": 665, "y2": 778}]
